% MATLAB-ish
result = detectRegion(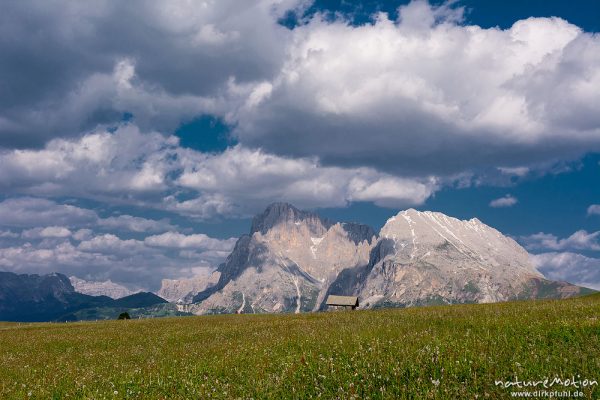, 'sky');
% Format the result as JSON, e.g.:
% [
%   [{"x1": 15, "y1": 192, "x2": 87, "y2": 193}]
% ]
[{"x1": 0, "y1": 0, "x2": 598, "y2": 291}]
